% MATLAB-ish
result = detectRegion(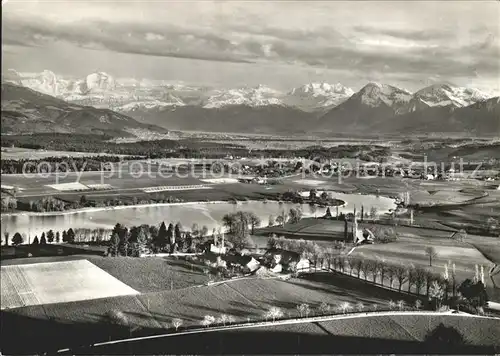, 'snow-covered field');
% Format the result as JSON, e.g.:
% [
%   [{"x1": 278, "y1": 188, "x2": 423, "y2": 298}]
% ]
[
  {"x1": 1, "y1": 260, "x2": 139, "y2": 309},
  {"x1": 142, "y1": 185, "x2": 212, "y2": 193},
  {"x1": 46, "y1": 182, "x2": 89, "y2": 191},
  {"x1": 200, "y1": 178, "x2": 239, "y2": 184},
  {"x1": 293, "y1": 179, "x2": 325, "y2": 186}
]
